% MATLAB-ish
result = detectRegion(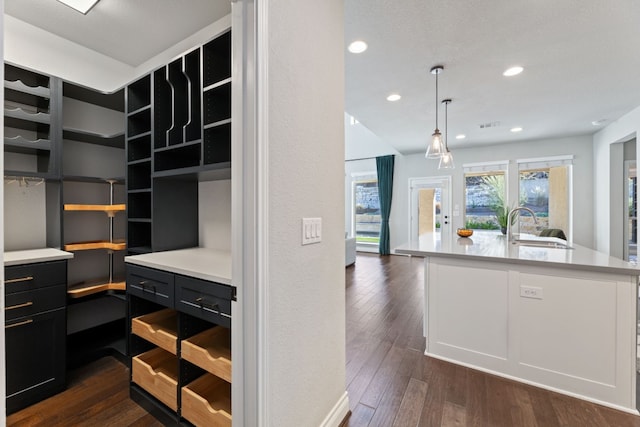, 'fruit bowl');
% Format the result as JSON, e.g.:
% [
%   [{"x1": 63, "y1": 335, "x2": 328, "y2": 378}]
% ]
[{"x1": 456, "y1": 228, "x2": 473, "y2": 237}]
